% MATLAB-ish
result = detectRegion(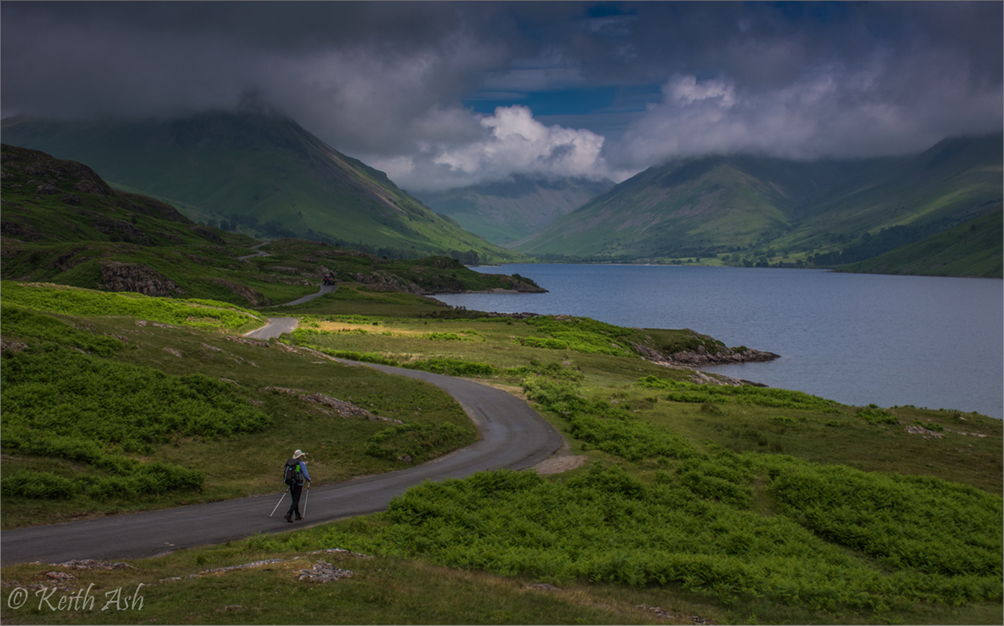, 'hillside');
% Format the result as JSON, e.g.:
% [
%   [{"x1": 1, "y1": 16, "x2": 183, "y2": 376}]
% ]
[
  {"x1": 415, "y1": 175, "x2": 614, "y2": 246},
  {"x1": 513, "y1": 134, "x2": 1002, "y2": 271},
  {"x1": 3, "y1": 280, "x2": 1000, "y2": 625},
  {"x1": 0, "y1": 144, "x2": 545, "y2": 307},
  {"x1": 839, "y1": 206, "x2": 1003, "y2": 278},
  {"x1": 0, "y1": 112, "x2": 523, "y2": 263},
  {"x1": 775, "y1": 133, "x2": 1004, "y2": 254}
]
